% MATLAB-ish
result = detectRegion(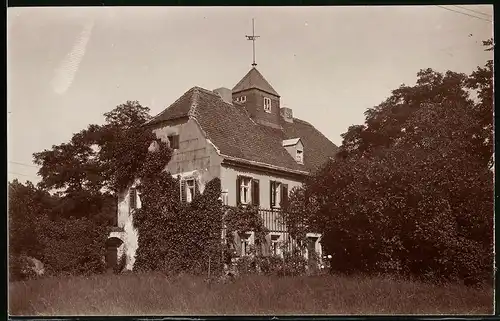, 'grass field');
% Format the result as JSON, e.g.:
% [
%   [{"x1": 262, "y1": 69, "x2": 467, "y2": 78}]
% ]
[{"x1": 9, "y1": 273, "x2": 493, "y2": 315}]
